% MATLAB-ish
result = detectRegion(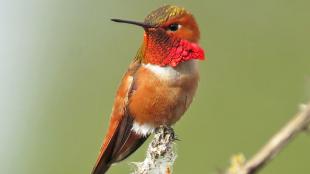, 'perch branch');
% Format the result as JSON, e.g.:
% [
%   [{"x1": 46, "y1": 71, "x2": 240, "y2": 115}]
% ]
[
  {"x1": 227, "y1": 102, "x2": 310, "y2": 174},
  {"x1": 132, "y1": 126, "x2": 177, "y2": 174}
]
